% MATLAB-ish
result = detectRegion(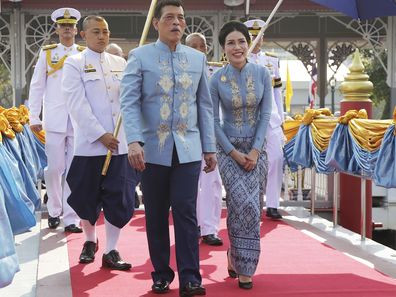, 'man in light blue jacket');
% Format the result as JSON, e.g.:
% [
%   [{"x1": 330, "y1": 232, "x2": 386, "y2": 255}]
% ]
[{"x1": 120, "y1": 1, "x2": 217, "y2": 296}]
